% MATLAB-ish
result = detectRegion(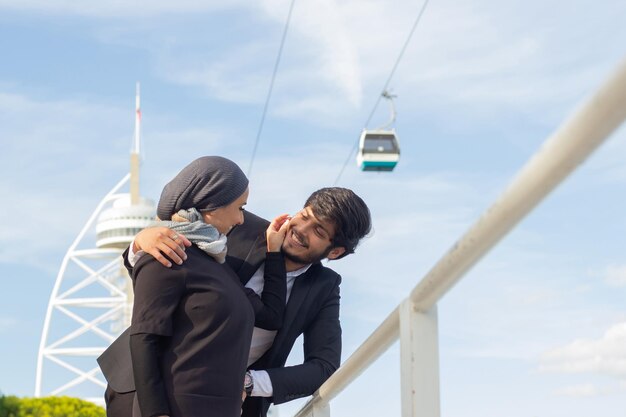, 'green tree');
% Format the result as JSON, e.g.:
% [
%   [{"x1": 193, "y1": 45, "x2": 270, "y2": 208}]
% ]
[
  {"x1": 0, "y1": 395, "x2": 104, "y2": 417},
  {"x1": 0, "y1": 395, "x2": 20, "y2": 417}
]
